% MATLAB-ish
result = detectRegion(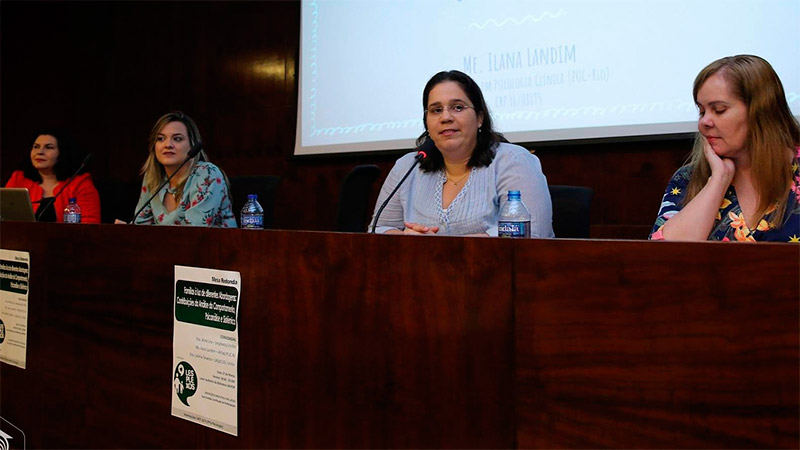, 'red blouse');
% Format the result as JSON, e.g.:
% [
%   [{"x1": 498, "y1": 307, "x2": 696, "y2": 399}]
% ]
[{"x1": 5, "y1": 171, "x2": 101, "y2": 223}]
